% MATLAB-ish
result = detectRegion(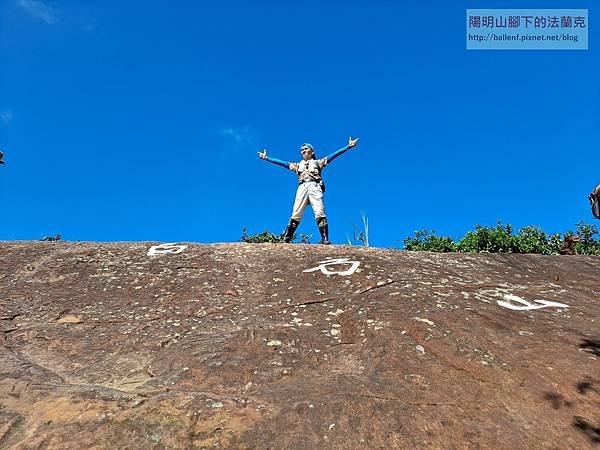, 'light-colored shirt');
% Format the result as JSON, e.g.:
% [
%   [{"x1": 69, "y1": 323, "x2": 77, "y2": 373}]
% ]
[{"x1": 289, "y1": 158, "x2": 327, "y2": 182}]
